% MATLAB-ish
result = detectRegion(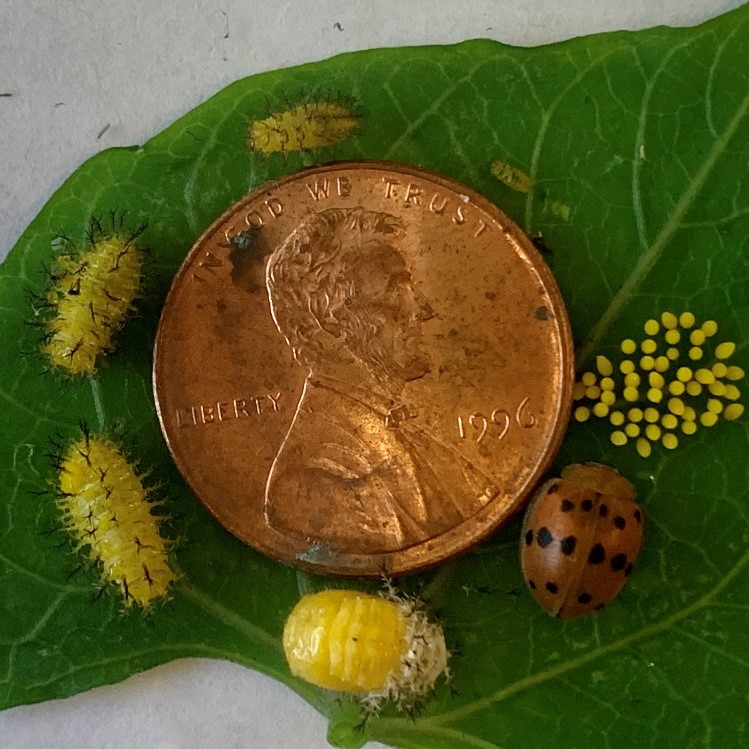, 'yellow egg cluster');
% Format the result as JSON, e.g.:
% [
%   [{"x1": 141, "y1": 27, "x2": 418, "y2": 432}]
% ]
[{"x1": 574, "y1": 312, "x2": 744, "y2": 457}]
